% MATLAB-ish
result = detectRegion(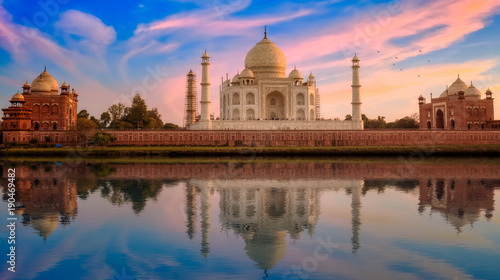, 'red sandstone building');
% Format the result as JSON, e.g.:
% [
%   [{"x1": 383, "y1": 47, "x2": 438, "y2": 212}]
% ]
[
  {"x1": 418, "y1": 76, "x2": 499, "y2": 130},
  {"x1": 2, "y1": 68, "x2": 78, "y2": 132}
]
